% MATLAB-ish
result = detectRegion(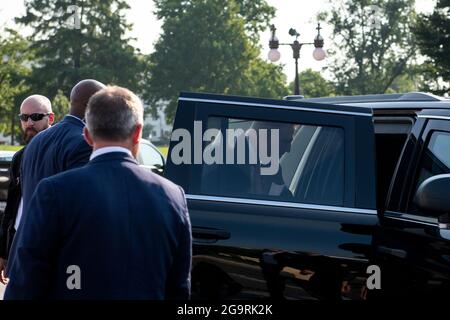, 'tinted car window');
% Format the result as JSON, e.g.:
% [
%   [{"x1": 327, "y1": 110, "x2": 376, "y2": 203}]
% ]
[
  {"x1": 415, "y1": 131, "x2": 450, "y2": 187},
  {"x1": 409, "y1": 131, "x2": 450, "y2": 215},
  {"x1": 428, "y1": 132, "x2": 450, "y2": 168},
  {"x1": 197, "y1": 117, "x2": 345, "y2": 206}
]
